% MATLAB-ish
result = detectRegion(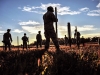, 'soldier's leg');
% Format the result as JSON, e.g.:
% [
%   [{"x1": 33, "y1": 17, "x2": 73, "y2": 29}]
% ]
[
  {"x1": 45, "y1": 37, "x2": 50, "y2": 50},
  {"x1": 36, "y1": 41, "x2": 39, "y2": 48},
  {"x1": 26, "y1": 42, "x2": 27, "y2": 49},
  {"x1": 45, "y1": 32, "x2": 50, "y2": 50},
  {"x1": 51, "y1": 32, "x2": 60, "y2": 50},
  {"x1": 4, "y1": 43, "x2": 7, "y2": 51},
  {"x1": 8, "y1": 42, "x2": 11, "y2": 51},
  {"x1": 83, "y1": 41, "x2": 85, "y2": 46},
  {"x1": 40, "y1": 41, "x2": 42, "y2": 48},
  {"x1": 77, "y1": 40, "x2": 80, "y2": 49},
  {"x1": 23, "y1": 43, "x2": 24, "y2": 50},
  {"x1": 65, "y1": 41, "x2": 67, "y2": 46},
  {"x1": 52, "y1": 38, "x2": 60, "y2": 50}
]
